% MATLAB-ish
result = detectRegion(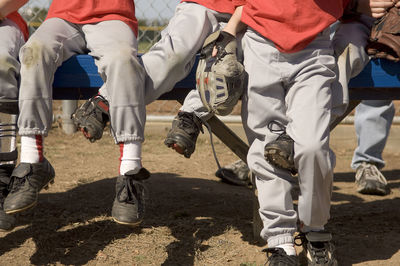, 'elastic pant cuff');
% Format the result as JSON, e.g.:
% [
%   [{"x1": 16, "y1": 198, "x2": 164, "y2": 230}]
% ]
[{"x1": 267, "y1": 233, "x2": 294, "y2": 248}]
